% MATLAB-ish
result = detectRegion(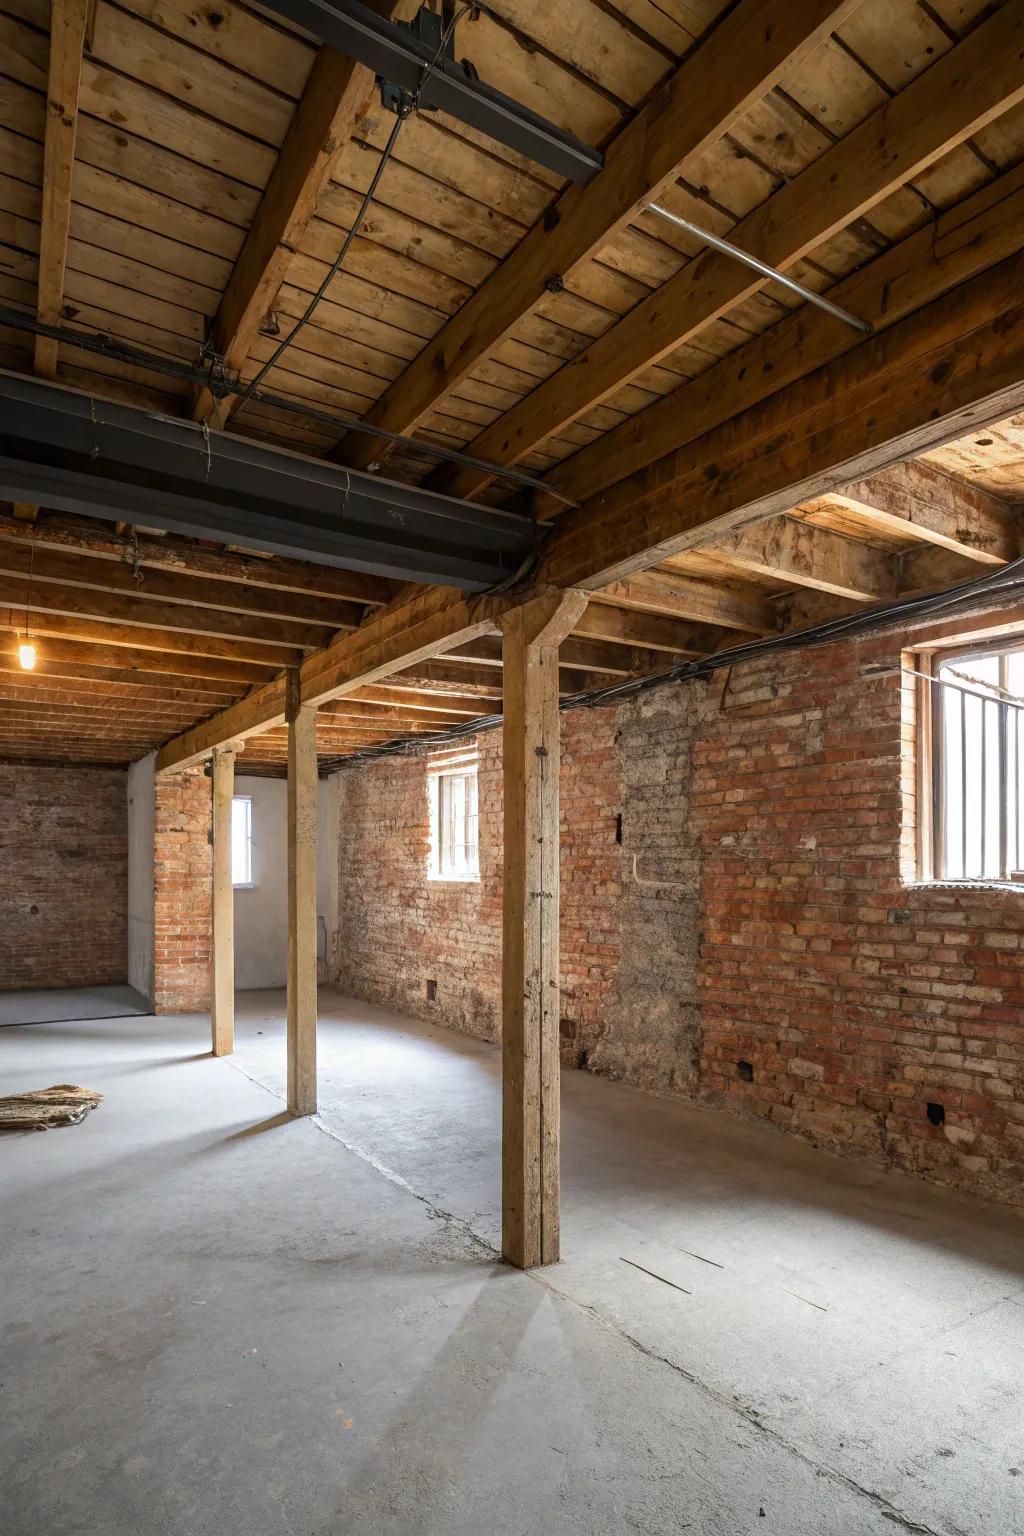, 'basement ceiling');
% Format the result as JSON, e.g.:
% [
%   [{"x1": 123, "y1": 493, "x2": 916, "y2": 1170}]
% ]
[{"x1": 2, "y1": 0, "x2": 1024, "y2": 771}]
